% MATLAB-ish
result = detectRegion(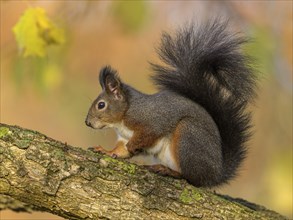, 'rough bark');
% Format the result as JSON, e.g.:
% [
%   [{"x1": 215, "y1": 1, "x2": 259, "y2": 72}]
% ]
[{"x1": 0, "y1": 123, "x2": 288, "y2": 220}]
